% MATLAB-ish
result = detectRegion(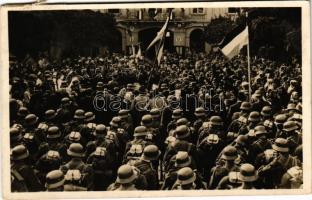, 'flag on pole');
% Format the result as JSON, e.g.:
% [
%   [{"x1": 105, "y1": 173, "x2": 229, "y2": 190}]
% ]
[
  {"x1": 136, "y1": 44, "x2": 142, "y2": 59},
  {"x1": 219, "y1": 24, "x2": 249, "y2": 60},
  {"x1": 131, "y1": 44, "x2": 136, "y2": 57},
  {"x1": 146, "y1": 12, "x2": 171, "y2": 51},
  {"x1": 157, "y1": 43, "x2": 164, "y2": 65}
]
